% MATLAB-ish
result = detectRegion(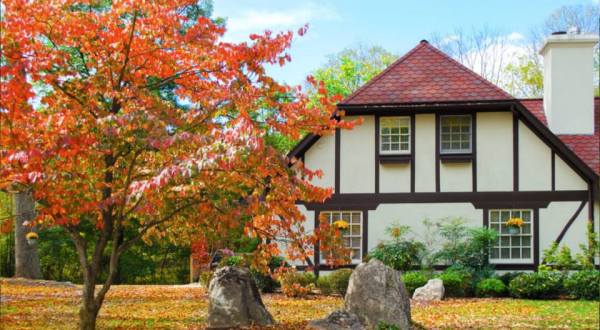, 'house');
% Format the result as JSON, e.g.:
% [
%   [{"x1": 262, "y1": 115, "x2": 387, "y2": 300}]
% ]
[{"x1": 289, "y1": 31, "x2": 599, "y2": 273}]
